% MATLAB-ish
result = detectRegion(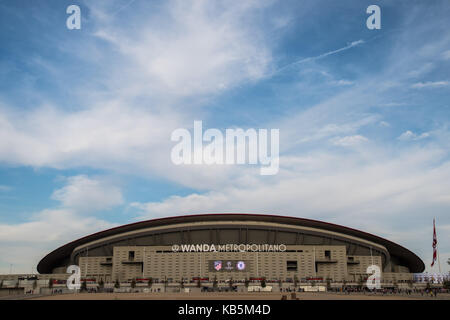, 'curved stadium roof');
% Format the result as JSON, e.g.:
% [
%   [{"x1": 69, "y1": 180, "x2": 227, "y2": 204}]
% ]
[{"x1": 37, "y1": 213, "x2": 425, "y2": 274}]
